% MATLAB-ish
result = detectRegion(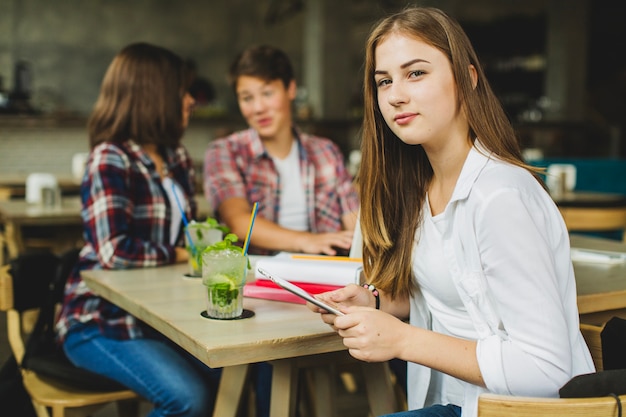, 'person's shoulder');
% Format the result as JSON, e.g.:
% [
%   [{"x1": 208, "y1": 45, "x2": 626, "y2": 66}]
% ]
[
  {"x1": 298, "y1": 131, "x2": 343, "y2": 155},
  {"x1": 208, "y1": 129, "x2": 253, "y2": 150},
  {"x1": 475, "y1": 158, "x2": 546, "y2": 200},
  {"x1": 91, "y1": 141, "x2": 131, "y2": 162},
  {"x1": 87, "y1": 142, "x2": 136, "y2": 176}
]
